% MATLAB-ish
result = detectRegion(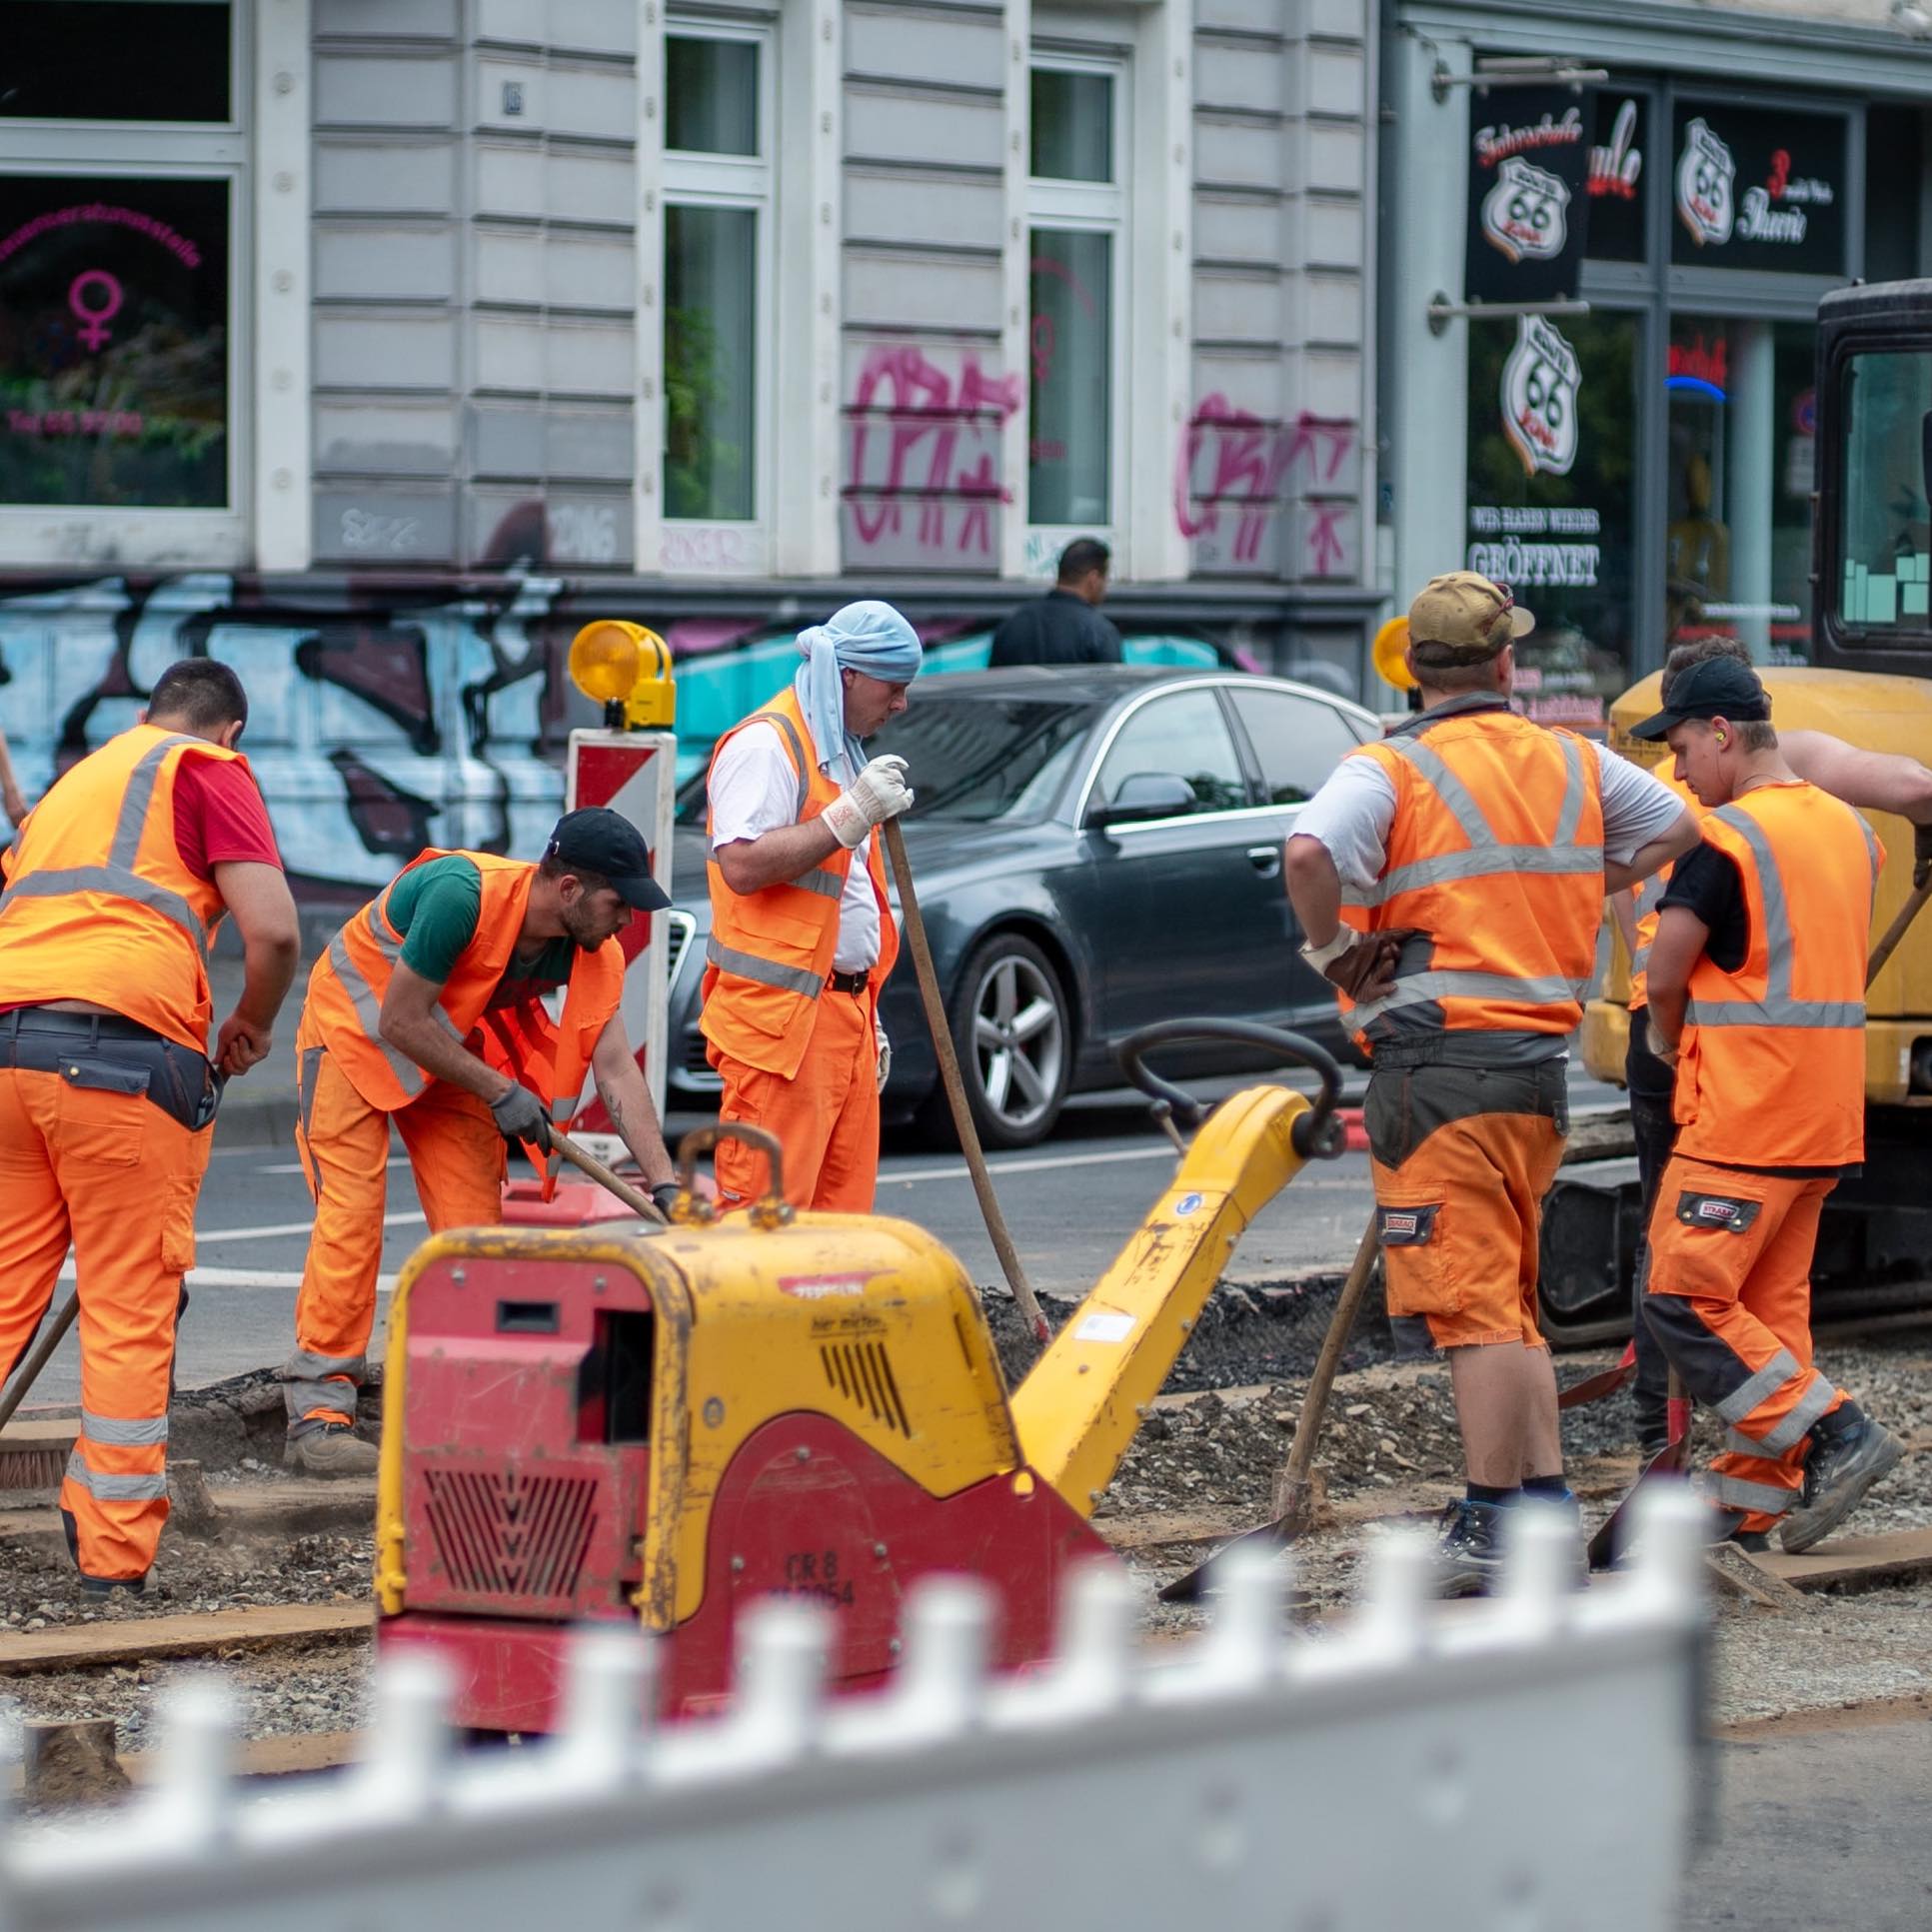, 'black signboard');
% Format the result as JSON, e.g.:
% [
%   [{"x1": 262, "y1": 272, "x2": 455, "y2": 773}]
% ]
[
  {"x1": 1464, "y1": 87, "x2": 1592, "y2": 304},
  {"x1": 0, "y1": 176, "x2": 230, "y2": 509},
  {"x1": 1585, "y1": 91, "x2": 1647, "y2": 264},
  {"x1": 1669, "y1": 102, "x2": 1847, "y2": 275}
]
